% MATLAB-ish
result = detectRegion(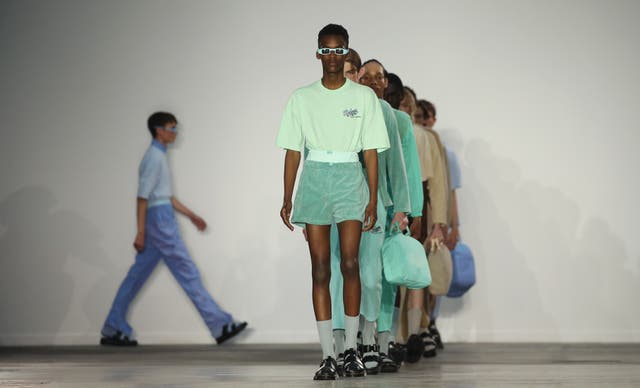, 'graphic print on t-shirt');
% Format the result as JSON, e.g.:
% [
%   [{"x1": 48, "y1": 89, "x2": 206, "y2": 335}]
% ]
[{"x1": 343, "y1": 108, "x2": 361, "y2": 119}]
